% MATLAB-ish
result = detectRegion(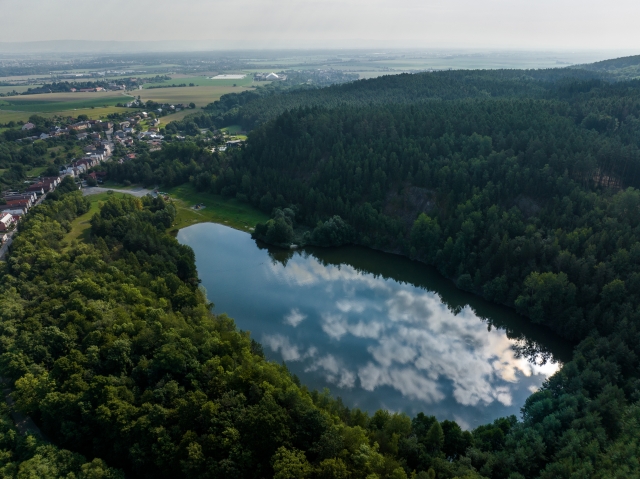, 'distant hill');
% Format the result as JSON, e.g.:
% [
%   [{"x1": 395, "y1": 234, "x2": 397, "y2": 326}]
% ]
[{"x1": 572, "y1": 54, "x2": 640, "y2": 79}]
